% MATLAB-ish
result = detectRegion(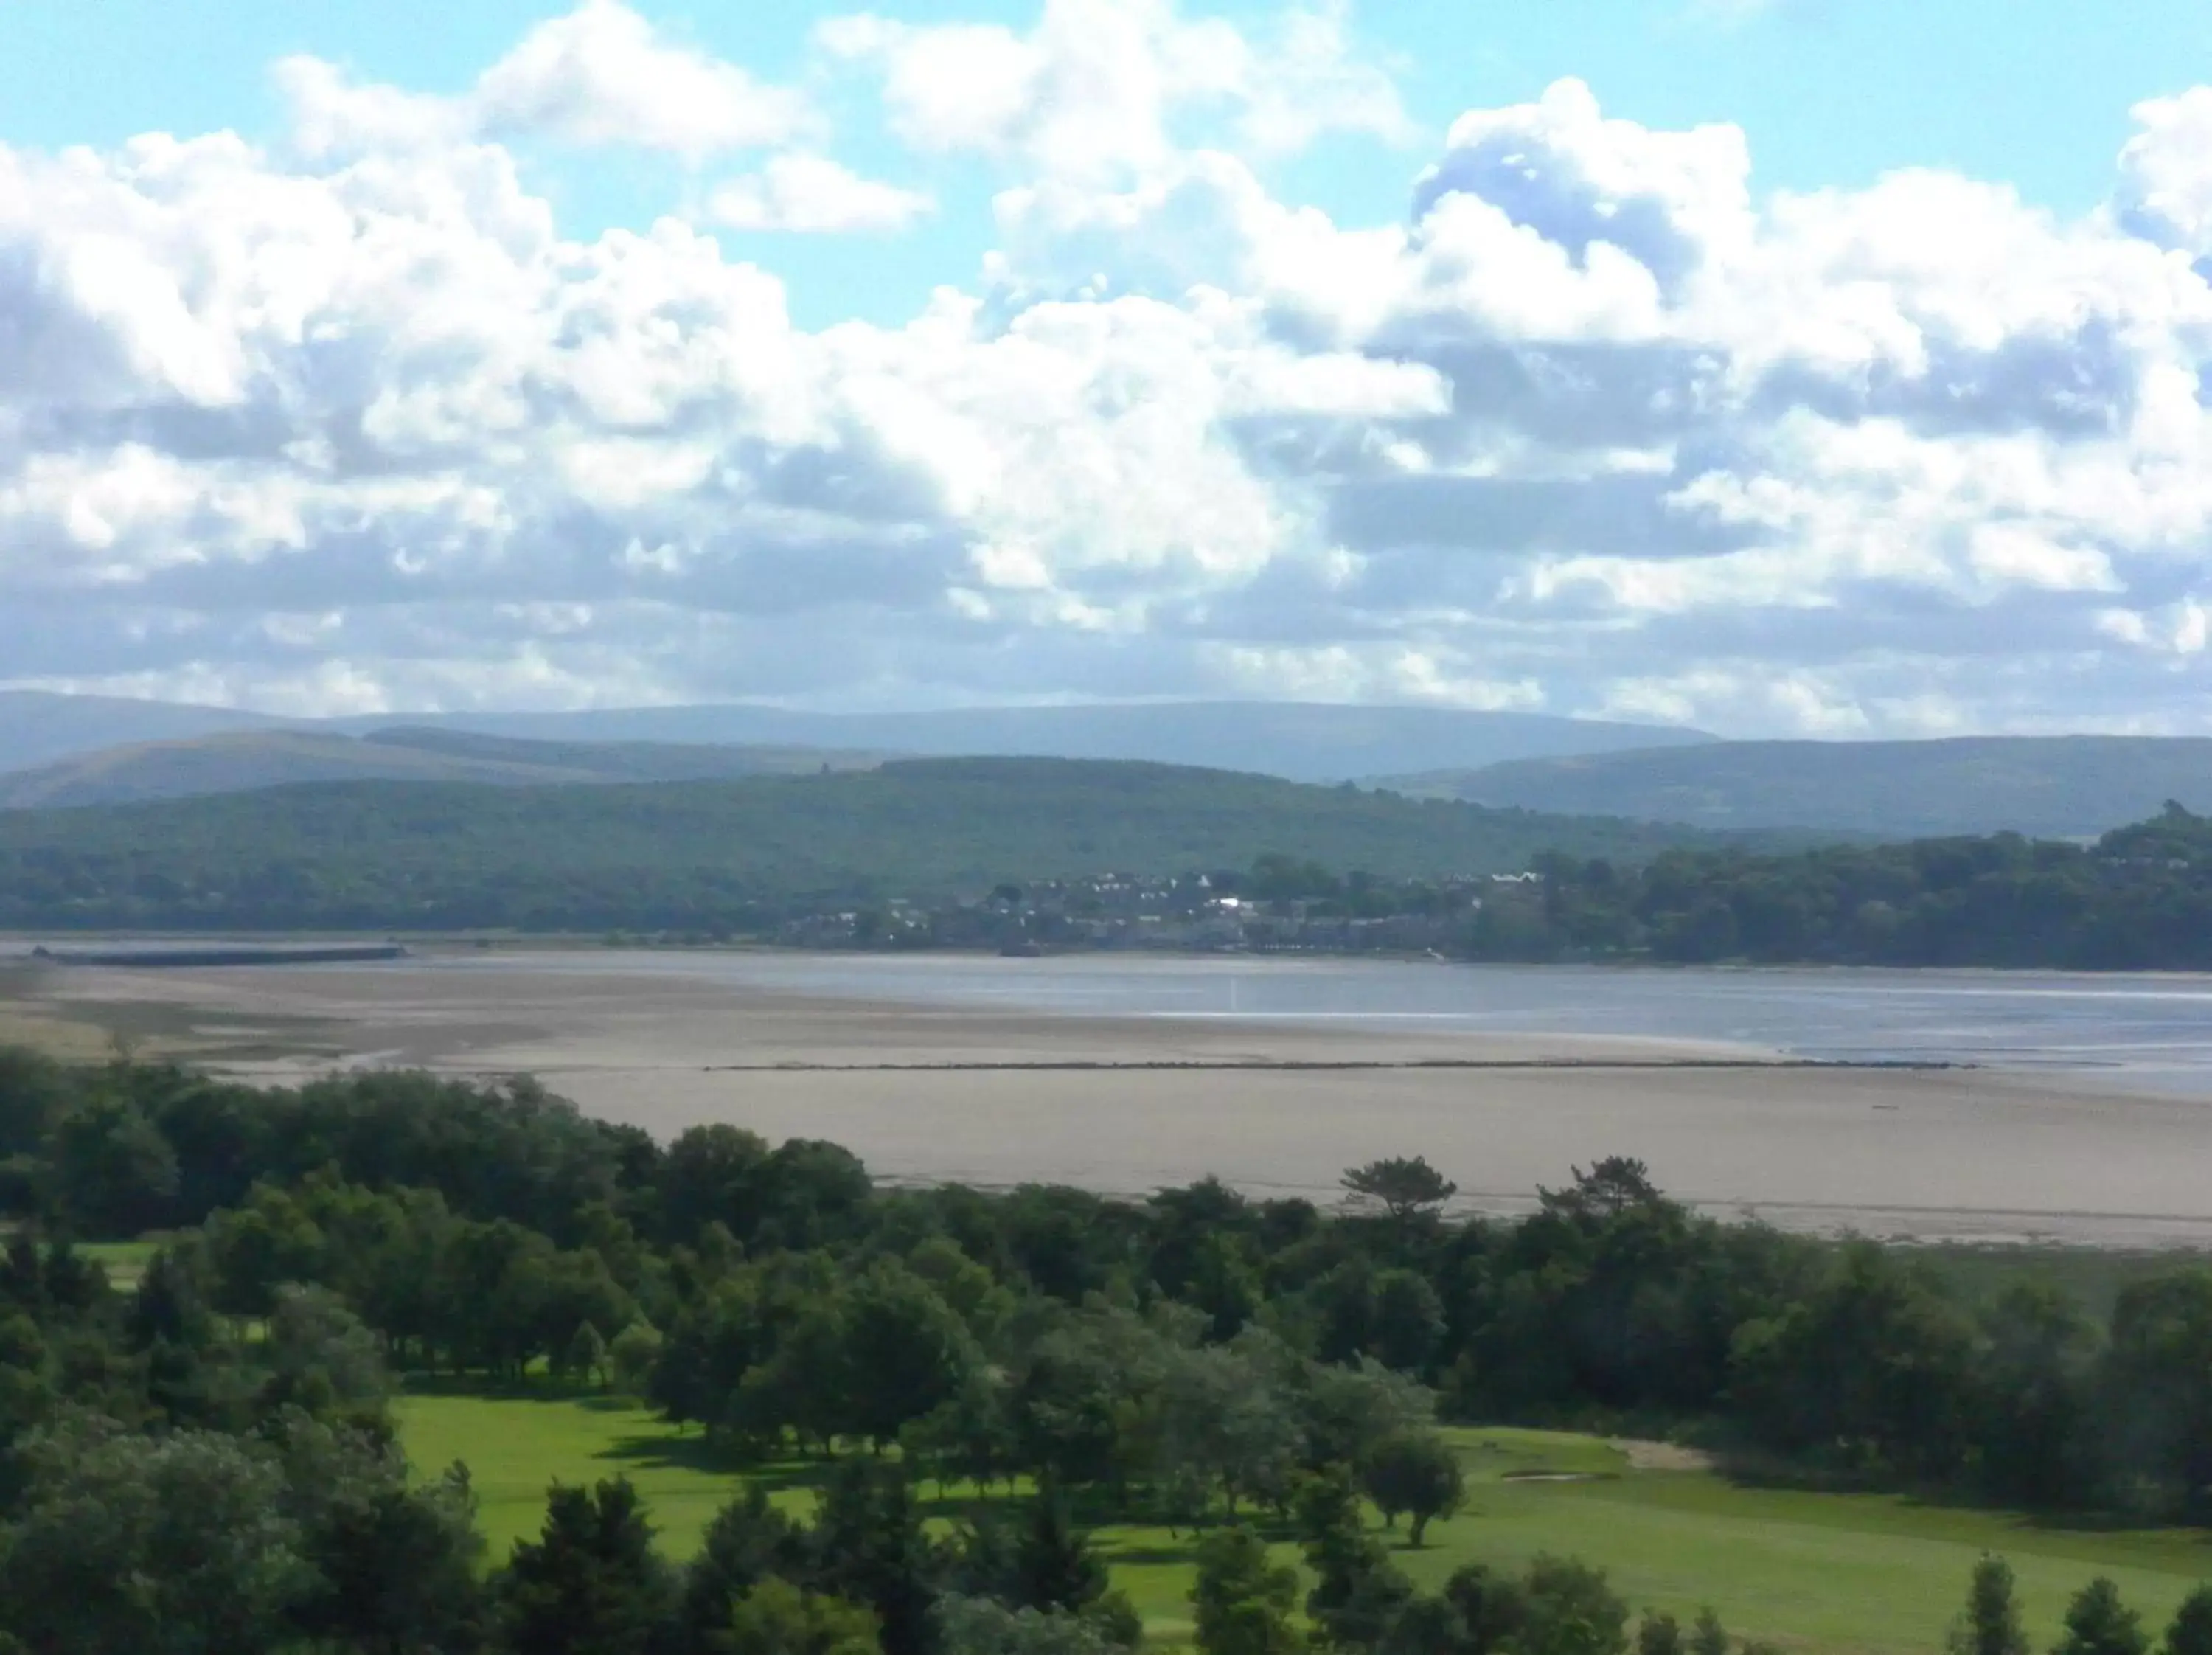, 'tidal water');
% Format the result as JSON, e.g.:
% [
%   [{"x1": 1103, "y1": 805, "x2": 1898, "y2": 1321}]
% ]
[{"x1": 429, "y1": 951, "x2": 2212, "y2": 1095}]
